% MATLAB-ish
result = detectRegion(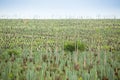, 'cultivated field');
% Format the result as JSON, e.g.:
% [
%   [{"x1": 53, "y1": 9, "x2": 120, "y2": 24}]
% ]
[{"x1": 0, "y1": 19, "x2": 120, "y2": 80}]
